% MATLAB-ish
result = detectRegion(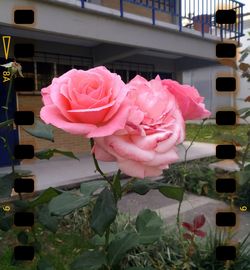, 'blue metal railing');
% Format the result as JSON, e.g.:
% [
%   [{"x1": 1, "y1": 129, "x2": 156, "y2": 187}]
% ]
[
  {"x1": 81, "y1": 0, "x2": 245, "y2": 42},
  {"x1": 179, "y1": 0, "x2": 245, "y2": 42}
]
